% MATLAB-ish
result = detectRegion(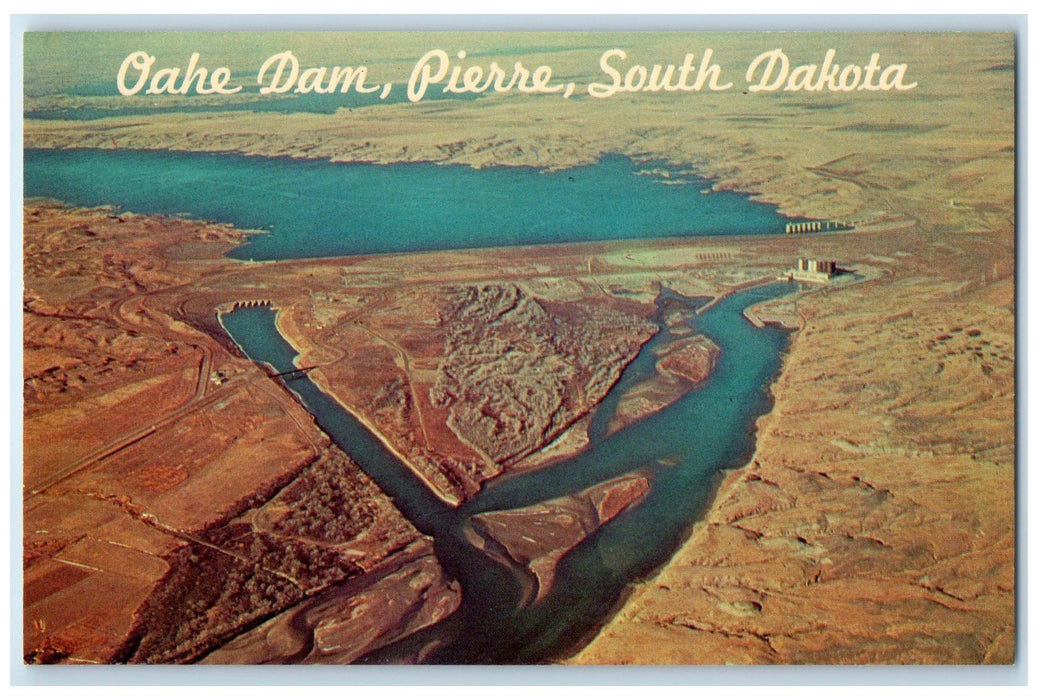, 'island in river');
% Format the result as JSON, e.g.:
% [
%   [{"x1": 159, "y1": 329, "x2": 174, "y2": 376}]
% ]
[{"x1": 22, "y1": 30, "x2": 1015, "y2": 665}]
